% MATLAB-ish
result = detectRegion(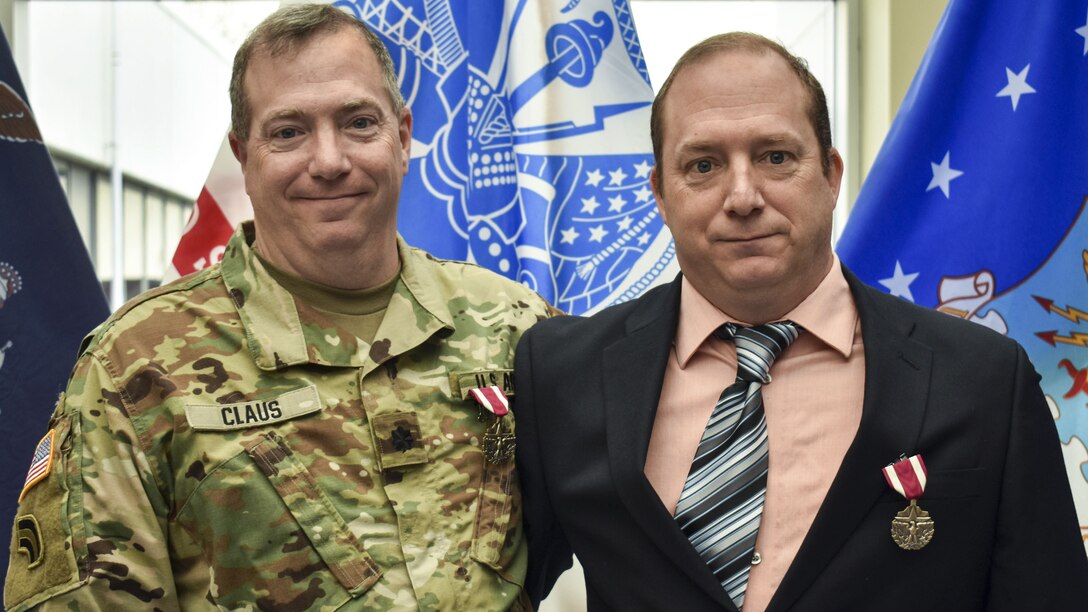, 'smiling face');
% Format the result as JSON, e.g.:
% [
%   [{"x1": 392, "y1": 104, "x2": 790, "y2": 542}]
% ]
[
  {"x1": 229, "y1": 27, "x2": 411, "y2": 282},
  {"x1": 651, "y1": 49, "x2": 843, "y2": 322}
]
